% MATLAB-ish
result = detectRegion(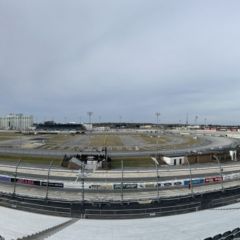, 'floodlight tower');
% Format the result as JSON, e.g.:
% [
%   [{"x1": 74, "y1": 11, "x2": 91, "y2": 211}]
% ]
[
  {"x1": 194, "y1": 115, "x2": 198, "y2": 125},
  {"x1": 87, "y1": 112, "x2": 93, "y2": 124},
  {"x1": 155, "y1": 112, "x2": 160, "y2": 127},
  {"x1": 204, "y1": 118, "x2": 207, "y2": 127}
]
